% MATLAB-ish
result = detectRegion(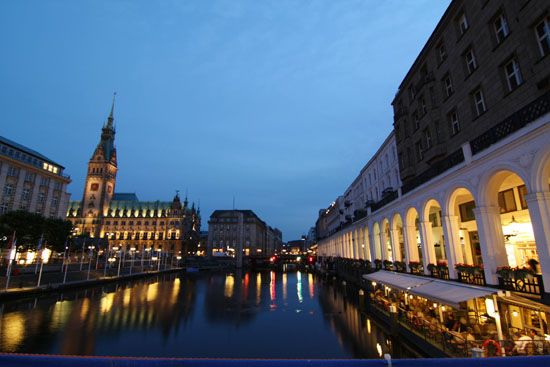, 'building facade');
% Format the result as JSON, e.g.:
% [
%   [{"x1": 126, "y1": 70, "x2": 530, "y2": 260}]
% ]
[
  {"x1": 0, "y1": 136, "x2": 71, "y2": 218},
  {"x1": 207, "y1": 209, "x2": 281, "y2": 256},
  {"x1": 316, "y1": 132, "x2": 401, "y2": 240},
  {"x1": 317, "y1": 0, "x2": 550, "y2": 302},
  {"x1": 66, "y1": 102, "x2": 201, "y2": 255}
]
